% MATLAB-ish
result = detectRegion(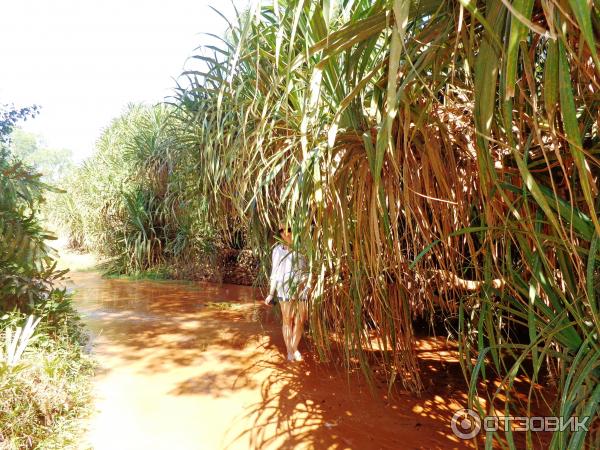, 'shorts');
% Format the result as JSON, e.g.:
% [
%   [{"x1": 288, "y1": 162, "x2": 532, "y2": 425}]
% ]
[{"x1": 278, "y1": 296, "x2": 307, "y2": 303}]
